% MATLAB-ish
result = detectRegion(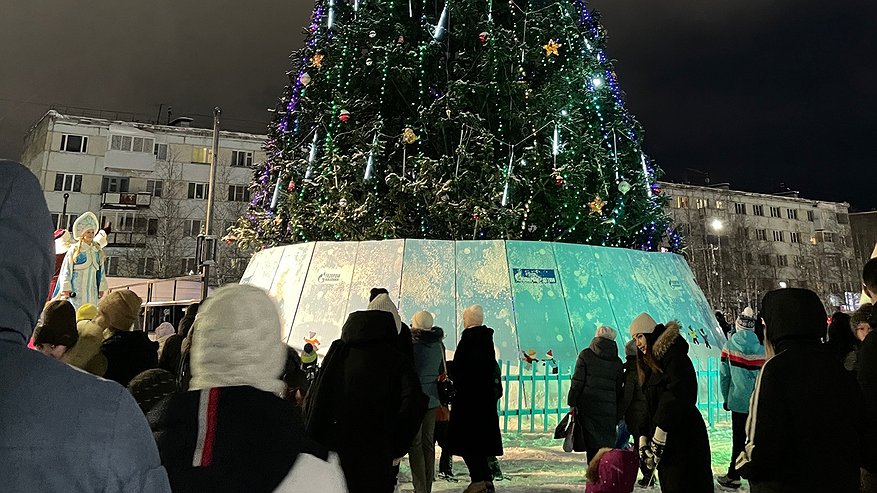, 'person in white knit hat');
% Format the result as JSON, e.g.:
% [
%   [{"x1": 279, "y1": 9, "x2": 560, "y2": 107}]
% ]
[
  {"x1": 628, "y1": 313, "x2": 713, "y2": 492},
  {"x1": 53, "y1": 211, "x2": 107, "y2": 310},
  {"x1": 148, "y1": 284, "x2": 347, "y2": 492}
]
